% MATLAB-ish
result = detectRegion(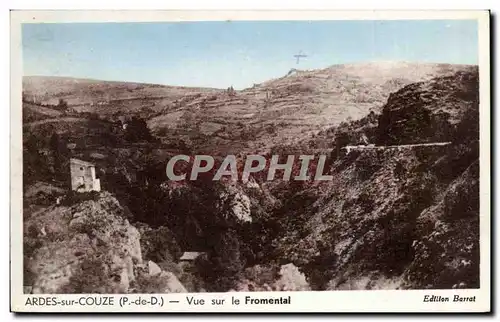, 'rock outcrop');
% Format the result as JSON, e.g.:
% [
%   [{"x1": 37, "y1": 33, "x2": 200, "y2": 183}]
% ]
[
  {"x1": 133, "y1": 261, "x2": 187, "y2": 294},
  {"x1": 217, "y1": 183, "x2": 252, "y2": 223},
  {"x1": 24, "y1": 191, "x2": 187, "y2": 294},
  {"x1": 22, "y1": 64, "x2": 481, "y2": 294},
  {"x1": 377, "y1": 69, "x2": 478, "y2": 145},
  {"x1": 272, "y1": 70, "x2": 480, "y2": 290},
  {"x1": 401, "y1": 160, "x2": 479, "y2": 289},
  {"x1": 234, "y1": 263, "x2": 311, "y2": 292}
]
